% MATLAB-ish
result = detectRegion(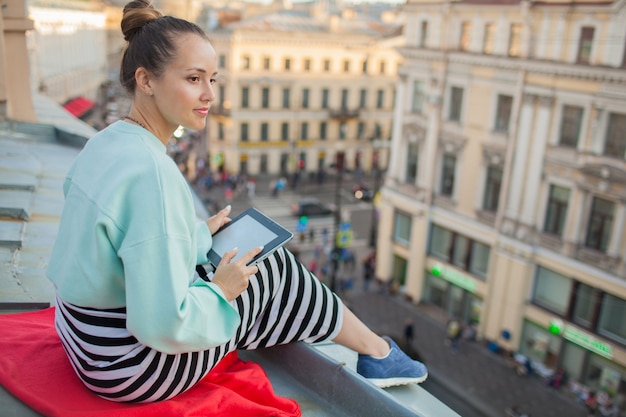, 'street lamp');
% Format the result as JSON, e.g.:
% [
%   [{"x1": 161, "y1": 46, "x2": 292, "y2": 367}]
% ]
[
  {"x1": 329, "y1": 151, "x2": 345, "y2": 293},
  {"x1": 368, "y1": 150, "x2": 380, "y2": 248}
]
